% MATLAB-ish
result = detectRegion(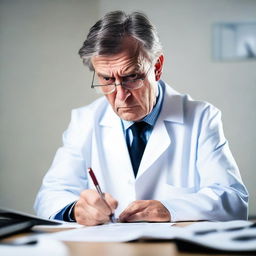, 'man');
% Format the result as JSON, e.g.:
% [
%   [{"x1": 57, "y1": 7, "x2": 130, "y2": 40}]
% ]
[{"x1": 34, "y1": 11, "x2": 248, "y2": 225}]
